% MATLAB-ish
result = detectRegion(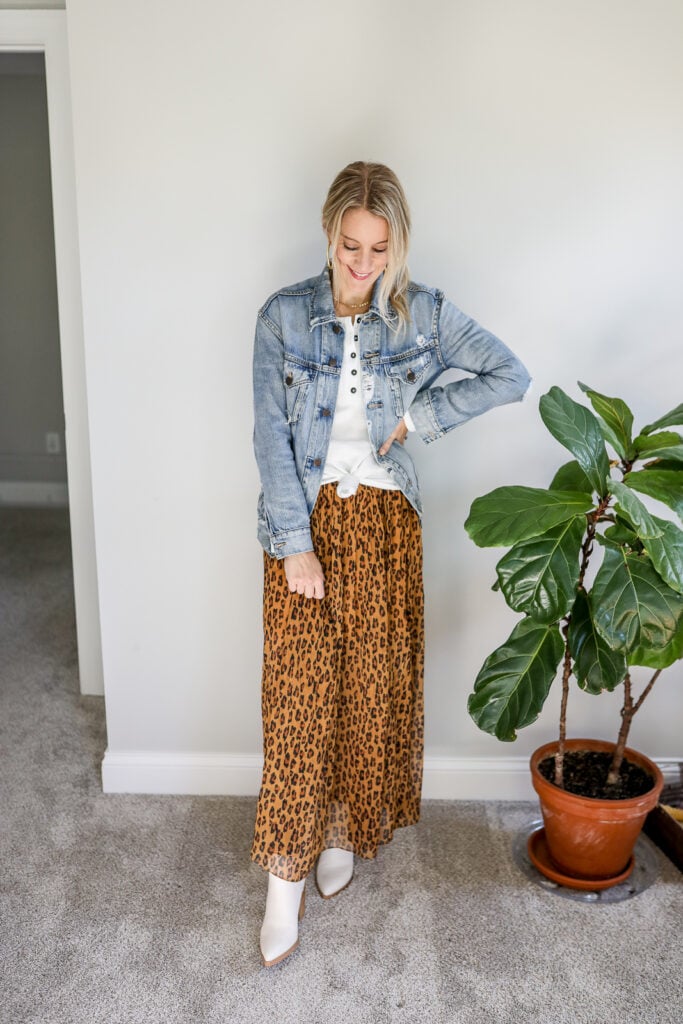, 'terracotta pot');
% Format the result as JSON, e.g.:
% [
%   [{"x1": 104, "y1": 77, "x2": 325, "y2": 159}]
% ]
[{"x1": 530, "y1": 738, "x2": 664, "y2": 882}]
